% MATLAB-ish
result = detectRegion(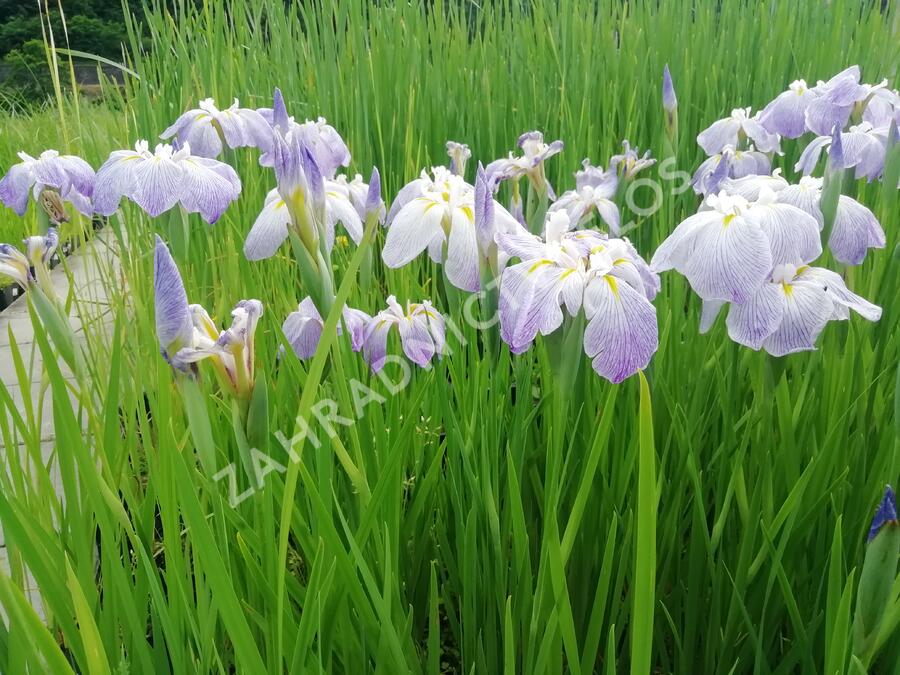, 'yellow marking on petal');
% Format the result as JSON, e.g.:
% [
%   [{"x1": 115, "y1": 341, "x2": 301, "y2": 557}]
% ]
[
  {"x1": 423, "y1": 200, "x2": 439, "y2": 213},
  {"x1": 461, "y1": 205, "x2": 474, "y2": 222},
  {"x1": 527, "y1": 259, "x2": 554, "y2": 274},
  {"x1": 605, "y1": 275, "x2": 620, "y2": 298},
  {"x1": 722, "y1": 213, "x2": 736, "y2": 226},
  {"x1": 559, "y1": 268, "x2": 576, "y2": 280},
  {"x1": 612, "y1": 258, "x2": 628, "y2": 266},
  {"x1": 782, "y1": 283, "x2": 793, "y2": 297},
  {"x1": 590, "y1": 244, "x2": 607, "y2": 254},
  {"x1": 796, "y1": 265, "x2": 809, "y2": 276}
]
